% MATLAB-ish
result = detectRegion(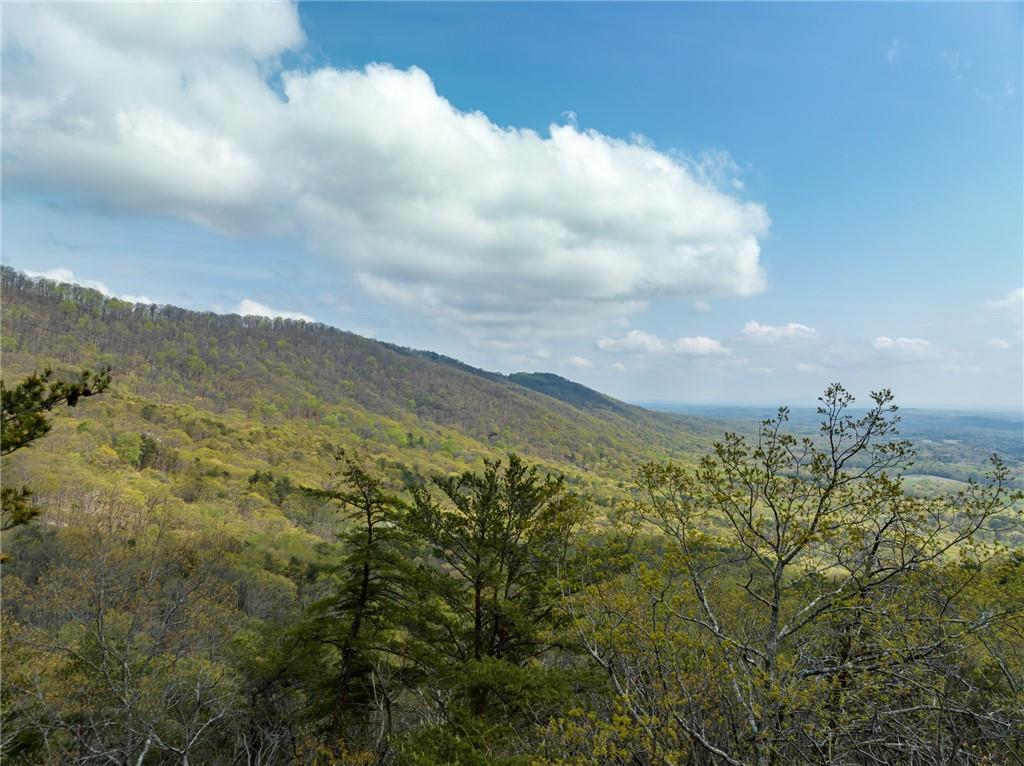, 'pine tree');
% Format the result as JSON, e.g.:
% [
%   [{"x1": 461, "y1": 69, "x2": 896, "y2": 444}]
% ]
[
  {"x1": 1, "y1": 366, "x2": 110, "y2": 530},
  {"x1": 298, "y1": 449, "x2": 412, "y2": 755},
  {"x1": 403, "y1": 453, "x2": 588, "y2": 760}
]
